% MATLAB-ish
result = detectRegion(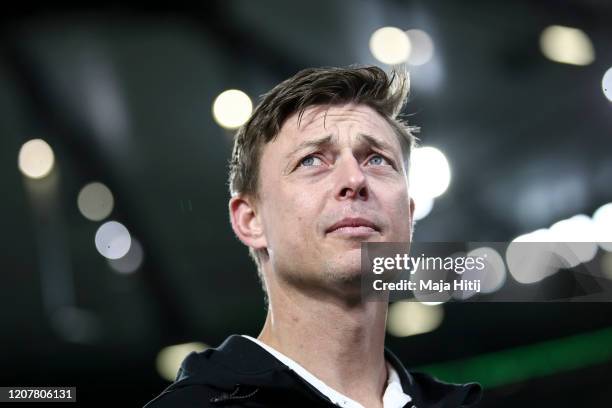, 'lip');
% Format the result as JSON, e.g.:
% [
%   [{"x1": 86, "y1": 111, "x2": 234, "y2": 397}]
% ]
[{"x1": 326, "y1": 217, "x2": 380, "y2": 236}]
